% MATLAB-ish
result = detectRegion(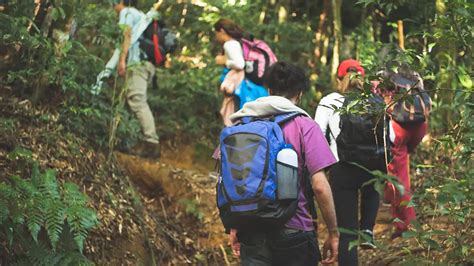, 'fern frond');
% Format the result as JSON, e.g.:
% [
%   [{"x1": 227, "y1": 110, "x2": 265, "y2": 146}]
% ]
[
  {"x1": 0, "y1": 182, "x2": 16, "y2": 200},
  {"x1": 63, "y1": 182, "x2": 87, "y2": 206},
  {"x1": 9, "y1": 202, "x2": 25, "y2": 226},
  {"x1": 11, "y1": 174, "x2": 36, "y2": 196},
  {"x1": 0, "y1": 199, "x2": 10, "y2": 224},
  {"x1": 26, "y1": 203, "x2": 43, "y2": 243},
  {"x1": 45, "y1": 201, "x2": 65, "y2": 250},
  {"x1": 26, "y1": 240, "x2": 62, "y2": 266},
  {"x1": 66, "y1": 206, "x2": 98, "y2": 253},
  {"x1": 11, "y1": 257, "x2": 31, "y2": 266},
  {"x1": 40, "y1": 169, "x2": 60, "y2": 200},
  {"x1": 31, "y1": 162, "x2": 42, "y2": 188},
  {"x1": 56, "y1": 248, "x2": 92, "y2": 266}
]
